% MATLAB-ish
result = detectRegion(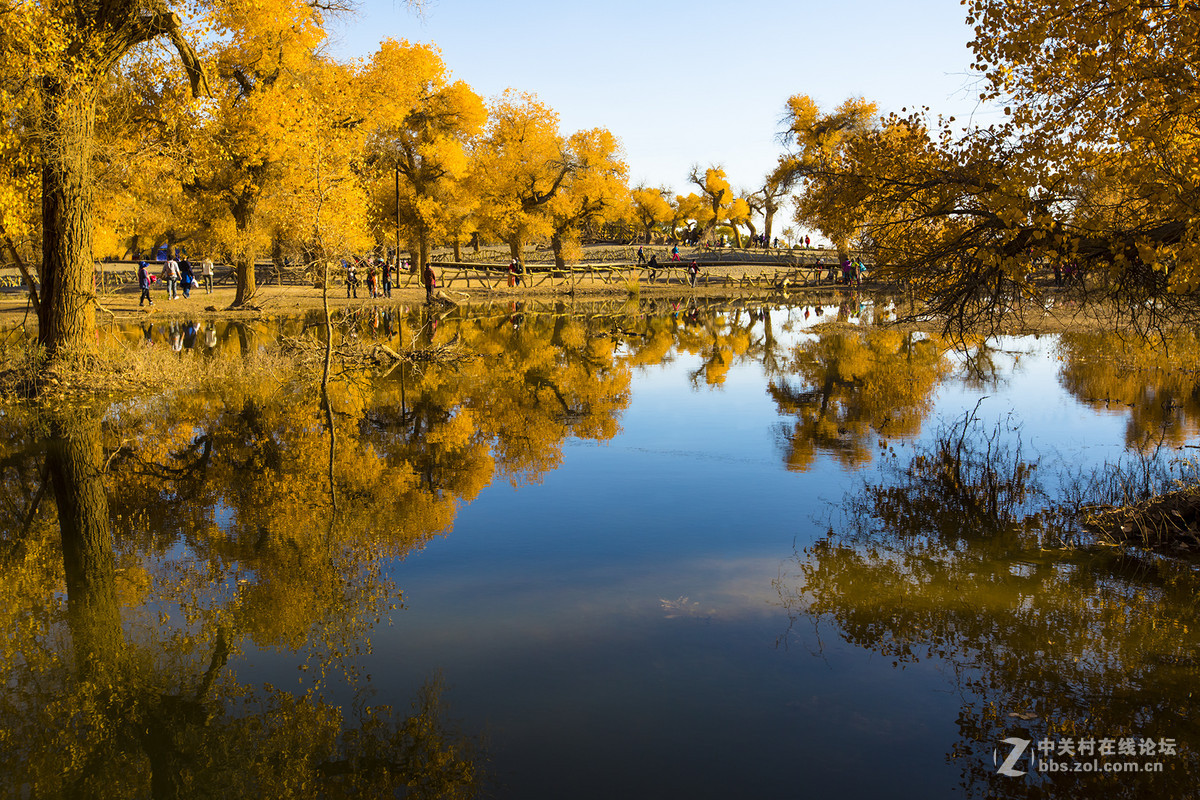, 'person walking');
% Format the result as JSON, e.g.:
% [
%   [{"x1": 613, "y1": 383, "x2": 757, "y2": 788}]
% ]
[
  {"x1": 346, "y1": 259, "x2": 358, "y2": 298},
  {"x1": 163, "y1": 256, "x2": 180, "y2": 300},
  {"x1": 201, "y1": 256, "x2": 214, "y2": 294},
  {"x1": 423, "y1": 262, "x2": 437, "y2": 303},
  {"x1": 687, "y1": 260, "x2": 700, "y2": 287},
  {"x1": 366, "y1": 261, "x2": 378, "y2": 298},
  {"x1": 380, "y1": 259, "x2": 392, "y2": 298},
  {"x1": 647, "y1": 254, "x2": 659, "y2": 282},
  {"x1": 137, "y1": 261, "x2": 153, "y2": 307},
  {"x1": 179, "y1": 257, "x2": 195, "y2": 299}
]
